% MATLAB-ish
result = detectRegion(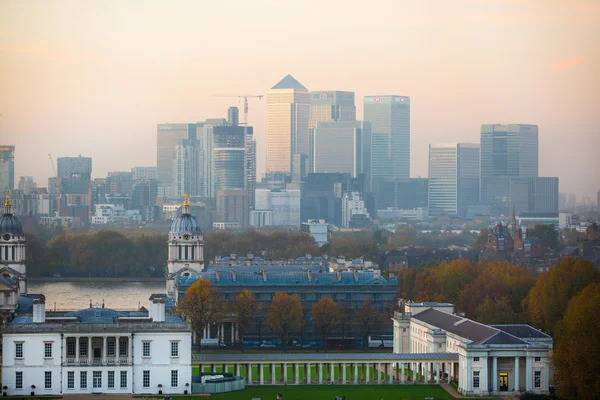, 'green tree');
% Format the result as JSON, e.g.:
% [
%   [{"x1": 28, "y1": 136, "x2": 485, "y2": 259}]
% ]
[
  {"x1": 312, "y1": 298, "x2": 341, "y2": 351},
  {"x1": 474, "y1": 296, "x2": 517, "y2": 324},
  {"x1": 553, "y1": 282, "x2": 600, "y2": 398},
  {"x1": 267, "y1": 292, "x2": 303, "y2": 351},
  {"x1": 527, "y1": 224, "x2": 559, "y2": 250},
  {"x1": 527, "y1": 257, "x2": 600, "y2": 335}
]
